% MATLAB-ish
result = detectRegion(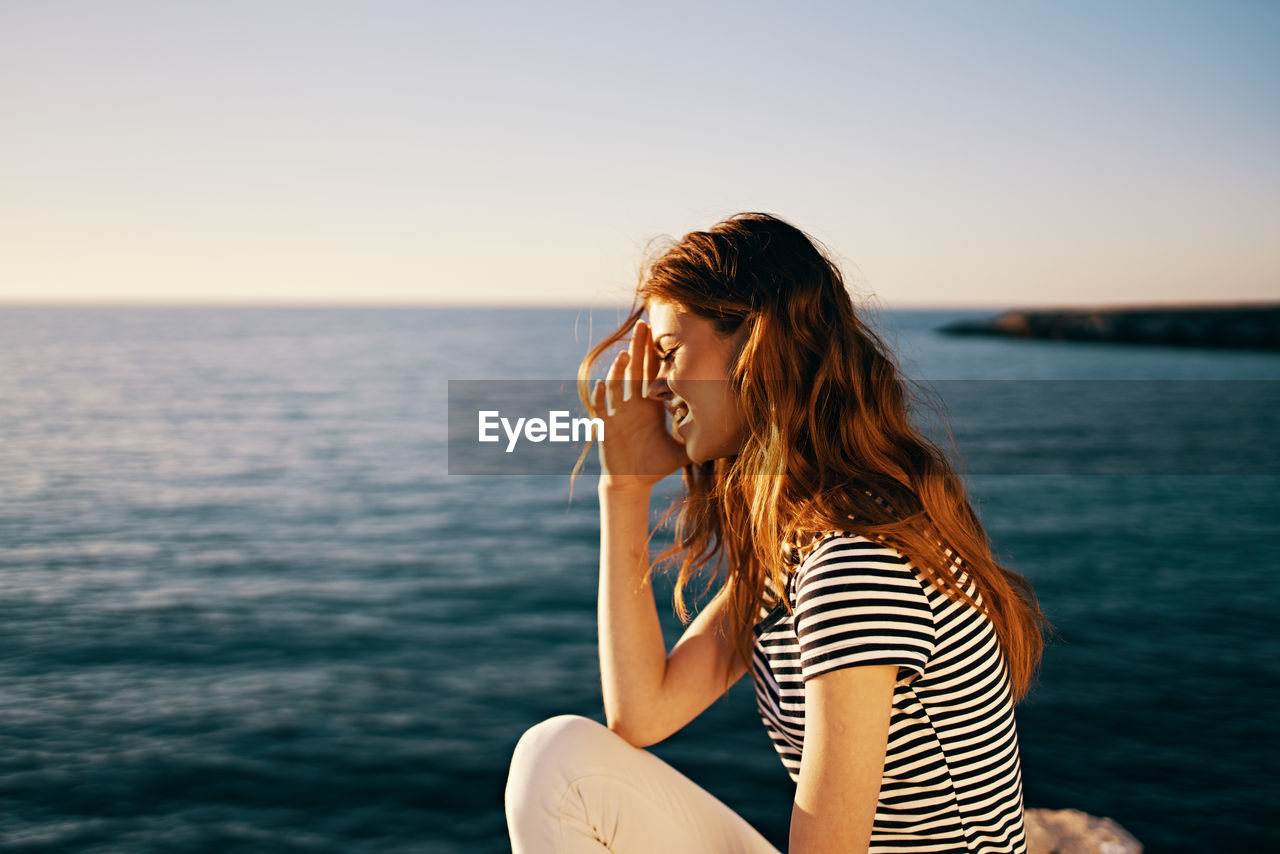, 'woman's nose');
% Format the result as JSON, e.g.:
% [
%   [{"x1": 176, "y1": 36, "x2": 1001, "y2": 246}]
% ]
[{"x1": 646, "y1": 376, "x2": 672, "y2": 401}]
